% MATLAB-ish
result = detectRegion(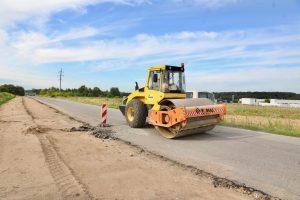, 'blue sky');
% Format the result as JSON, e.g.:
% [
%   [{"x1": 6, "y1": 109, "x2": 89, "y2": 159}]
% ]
[{"x1": 0, "y1": 0, "x2": 300, "y2": 92}]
